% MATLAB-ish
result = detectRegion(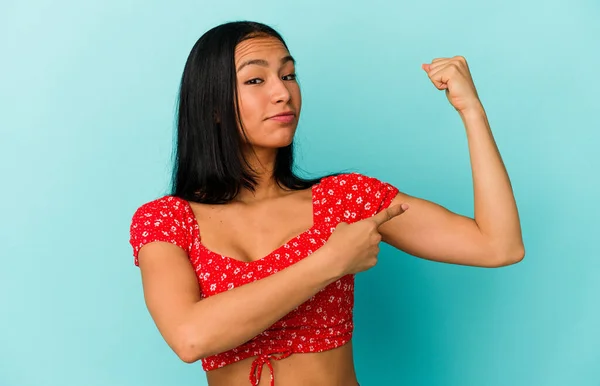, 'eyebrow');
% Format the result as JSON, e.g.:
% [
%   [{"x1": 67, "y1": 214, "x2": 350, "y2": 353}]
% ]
[{"x1": 236, "y1": 55, "x2": 295, "y2": 72}]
